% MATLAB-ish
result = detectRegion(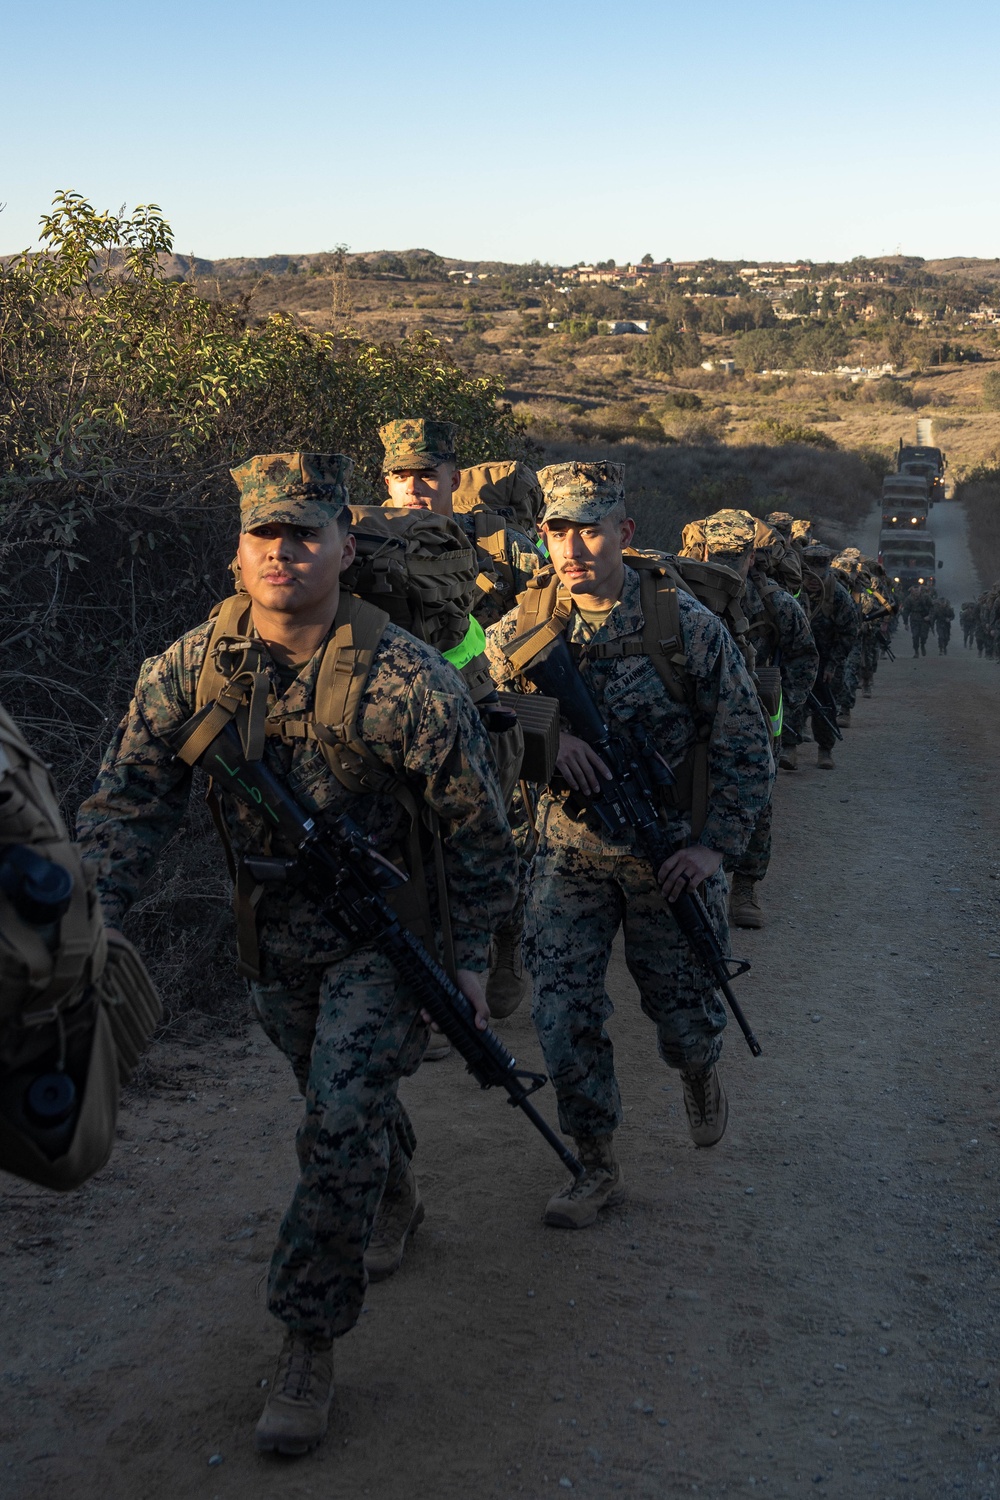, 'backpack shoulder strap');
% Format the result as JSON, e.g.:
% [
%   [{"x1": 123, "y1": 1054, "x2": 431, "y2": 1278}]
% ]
[
  {"x1": 474, "y1": 508, "x2": 510, "y2": 567},
  {"x1": 637, "y1": 570, "x2": 690, "y2": 706},
  {"x1": 505, "y1": 569, "x2": 574, "y2": 672},
  {"x1": 195, "y1": 594, "x2": 253, "y2": 712},
  {"x1": 310, "y1": 585, "x2": 392, "y2": 786}
]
